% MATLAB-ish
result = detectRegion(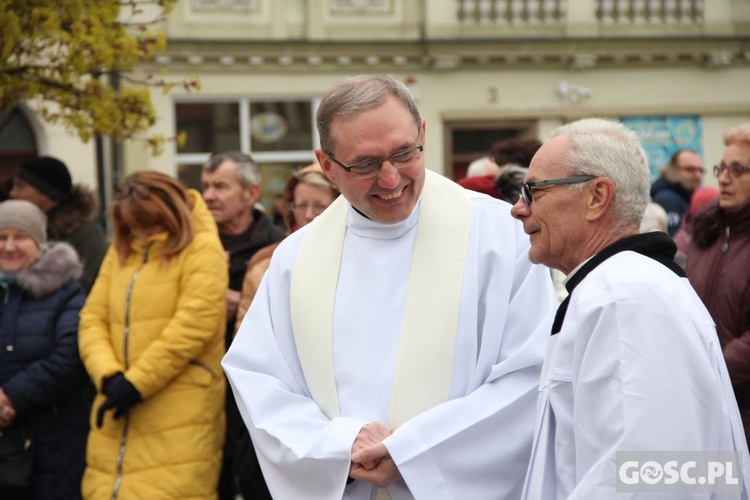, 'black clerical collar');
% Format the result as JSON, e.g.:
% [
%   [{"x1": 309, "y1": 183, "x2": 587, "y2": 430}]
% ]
[{"x1": 551, "y1": 232, "x2": 684, "y2": 335}]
